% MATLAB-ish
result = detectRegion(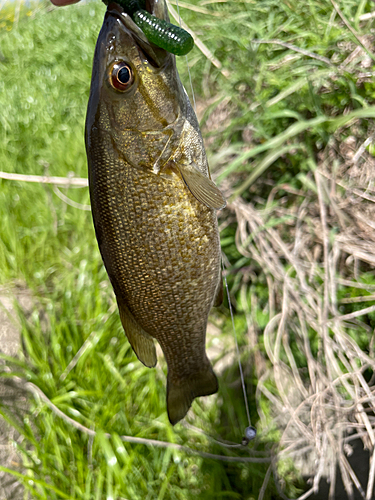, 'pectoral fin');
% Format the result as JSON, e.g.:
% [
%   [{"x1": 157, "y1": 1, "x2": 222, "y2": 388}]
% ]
[
  {"x1": 177, "y1": 163, "x2": 226, "y2": 210},
  {"x1": 118, "y1": 301, "x2": 157, "y2": 368}
]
